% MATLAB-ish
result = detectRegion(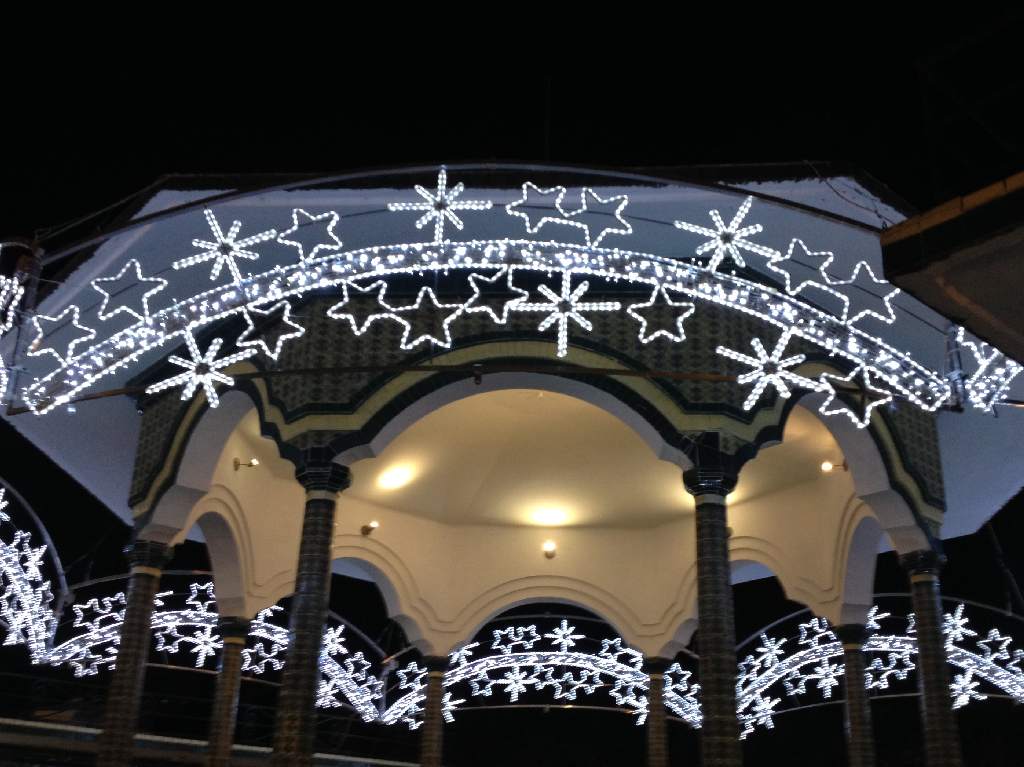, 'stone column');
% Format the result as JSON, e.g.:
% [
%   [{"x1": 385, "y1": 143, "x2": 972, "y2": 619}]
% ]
[
  {"x1": 643, "y1": 657, "x2": 672, "y2": 767},
  {"x1": 684, "y1": 465, "x2": 741, "y2": 767},
  {"x1": 207, "y1": 616, "x2": 251, "y2": 767},
  {"x1": 97, "y1": 538, "x2": 171, "y2": 767},
  {"x1": 835, "y1": 624, "x2": 875, "y2": 767},
  {"x1": 900, "y1": 550, "x2": 962, "y2": 767},
  {"x1": 419, "y1": 656, "x2": 448, "y2": 767},
  {"x1": 271, "y1": 458, "x2": 352, "y2": 767}
]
